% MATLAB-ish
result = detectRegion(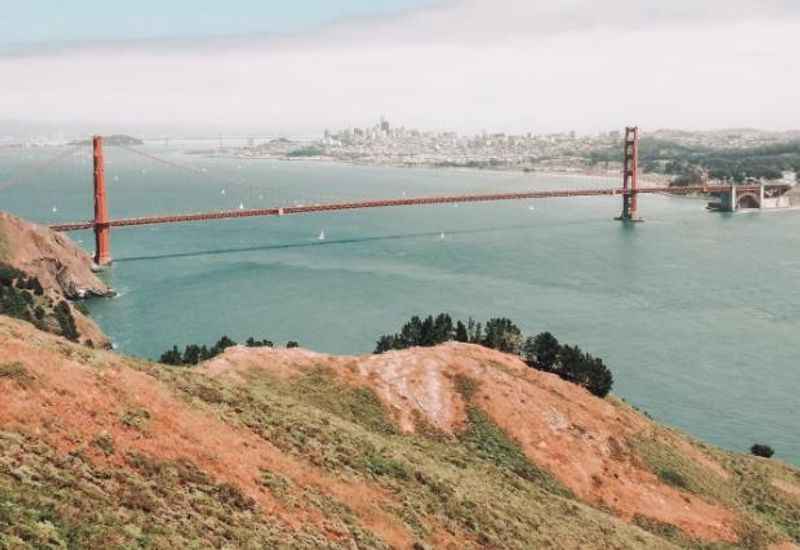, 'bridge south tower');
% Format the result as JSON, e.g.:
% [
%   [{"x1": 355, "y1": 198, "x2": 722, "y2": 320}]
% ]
[
  {"x1": 93, "y1": 136, "x2": 112, "y2": 266},
  {"x1": 617, "y1": 126, "x2": 643, "y2": 222}
]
